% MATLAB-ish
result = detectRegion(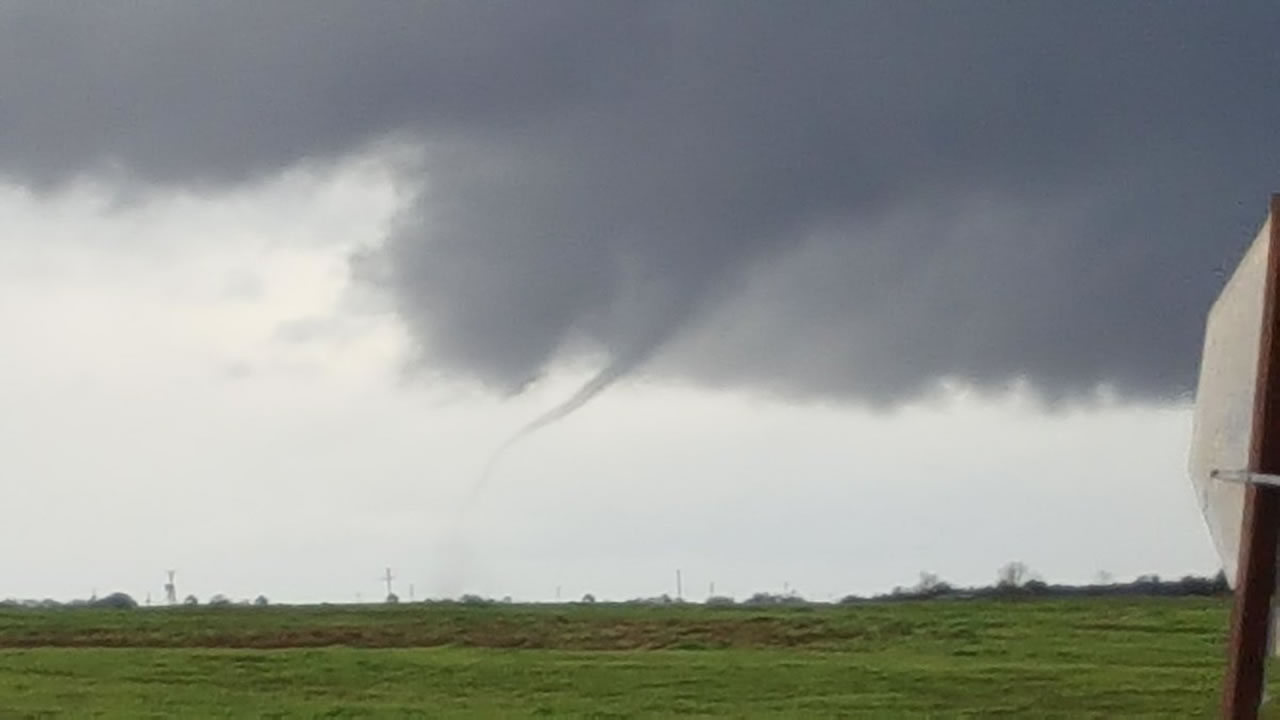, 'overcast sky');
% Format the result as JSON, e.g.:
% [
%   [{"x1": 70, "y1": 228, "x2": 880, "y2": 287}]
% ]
[{"x1": 2, "y1": 2, "x2": 1276, "y2": 603}]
